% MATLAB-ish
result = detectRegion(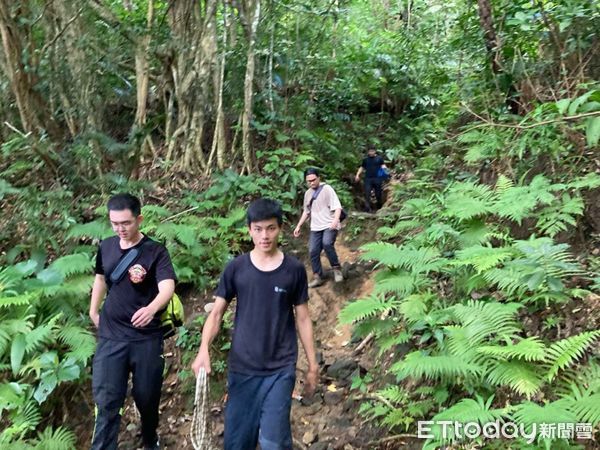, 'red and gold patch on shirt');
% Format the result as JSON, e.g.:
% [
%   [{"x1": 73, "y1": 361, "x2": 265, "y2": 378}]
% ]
[{"x1": 128, "y1": 264, "x2": 147, "y2": 284}]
